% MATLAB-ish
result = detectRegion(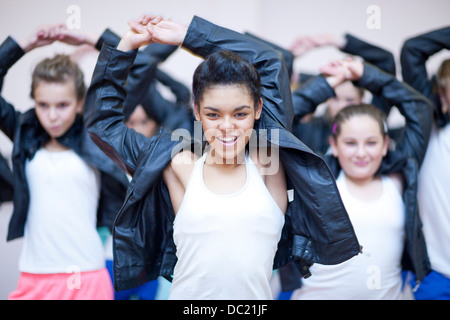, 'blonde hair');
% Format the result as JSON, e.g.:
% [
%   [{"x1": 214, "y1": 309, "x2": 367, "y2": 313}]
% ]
[
  {"x1": 30, "y1": 54, "x2": 85, "y2": 101},
  {"x1": 437, "y1": 58, "x2": 450, "y2": 94}
]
